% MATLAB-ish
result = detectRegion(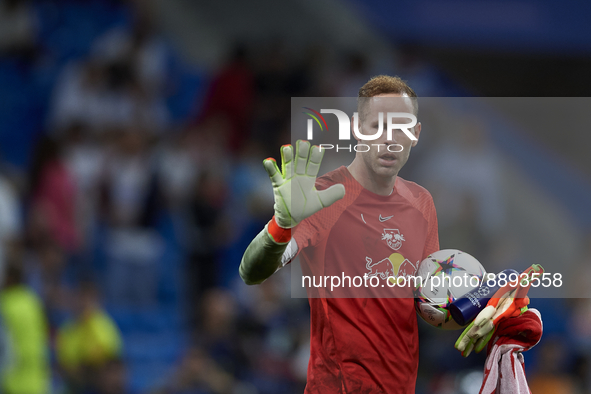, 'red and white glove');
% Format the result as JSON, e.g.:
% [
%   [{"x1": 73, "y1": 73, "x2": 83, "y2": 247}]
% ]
[{"x1": 455, "y1": 264, "x2": 544, "y2": 357}]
